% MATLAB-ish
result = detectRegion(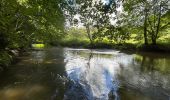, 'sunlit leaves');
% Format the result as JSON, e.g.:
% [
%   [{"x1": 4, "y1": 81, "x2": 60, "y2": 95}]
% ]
[
  {"x1": 0, "y1": 0, "x2": 65, "y2": 49},
  {"x1": 17, "y1": 0, "x2": 28, "y2": 5}
]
